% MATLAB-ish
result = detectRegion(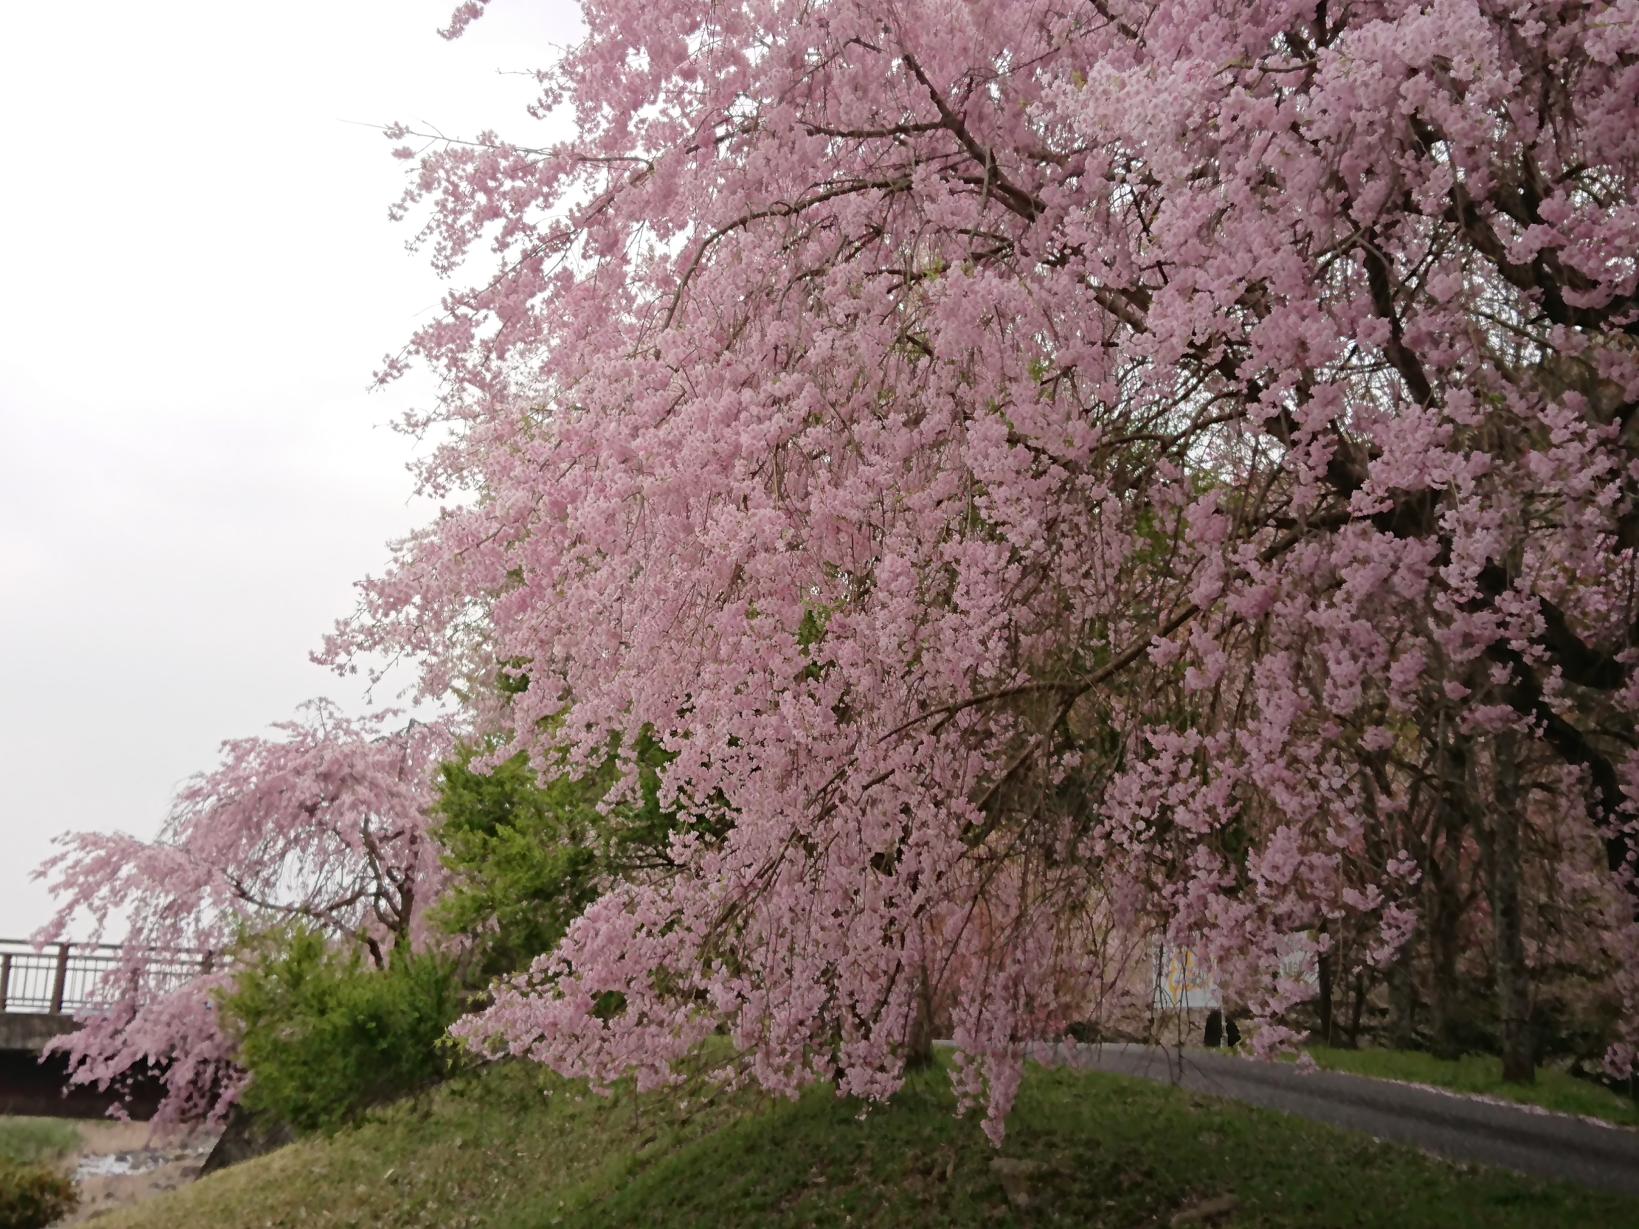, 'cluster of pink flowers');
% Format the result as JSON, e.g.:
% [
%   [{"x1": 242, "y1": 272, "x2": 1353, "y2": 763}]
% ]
[
  {"x1": 315, "y1": 0, "x2": 1639, "y2": 1137},
  {"x1": 40, "y1": 0, "x2": 1639, "y2": 1140},
  {"x1": 35, "y1": 701, "x2": 451, "y2": 1125}
]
